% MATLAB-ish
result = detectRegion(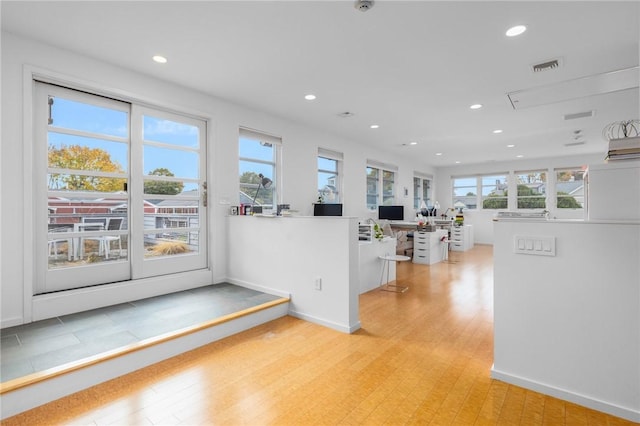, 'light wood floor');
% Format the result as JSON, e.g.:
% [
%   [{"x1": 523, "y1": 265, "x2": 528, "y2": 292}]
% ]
[{"x1": 3, "y1": 245, "x2": 636, "y2": 425}]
